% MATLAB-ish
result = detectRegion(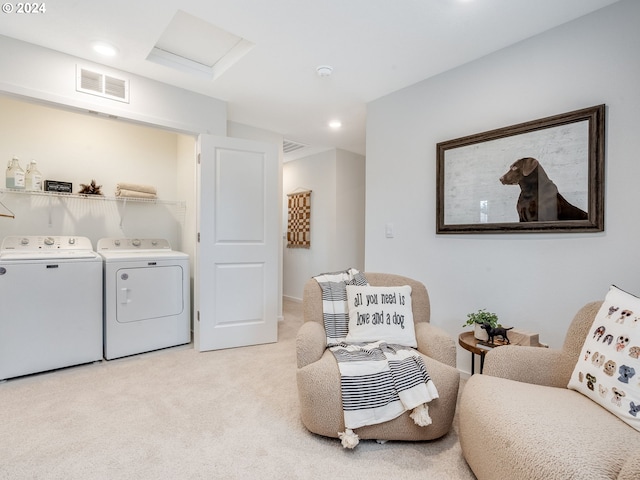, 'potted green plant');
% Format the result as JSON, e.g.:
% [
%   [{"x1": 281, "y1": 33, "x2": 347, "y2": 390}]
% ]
[{"x1": 463, "y1": 309, "x2": 499, "y2": 341}]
